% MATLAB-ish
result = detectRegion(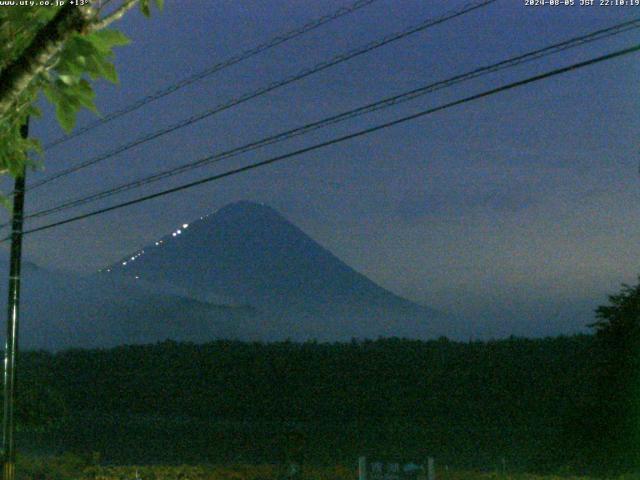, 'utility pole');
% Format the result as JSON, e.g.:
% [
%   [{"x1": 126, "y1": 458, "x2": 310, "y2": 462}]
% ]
[{"x1": 2, "y1": 119, "x2": 28, "y2": 480}]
